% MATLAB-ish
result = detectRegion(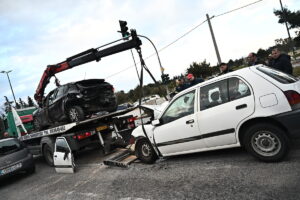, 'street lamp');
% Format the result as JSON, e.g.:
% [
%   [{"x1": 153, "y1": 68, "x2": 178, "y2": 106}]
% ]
[{"x1": 0, "y1": 70, "x2": 17, "y2": 106}]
